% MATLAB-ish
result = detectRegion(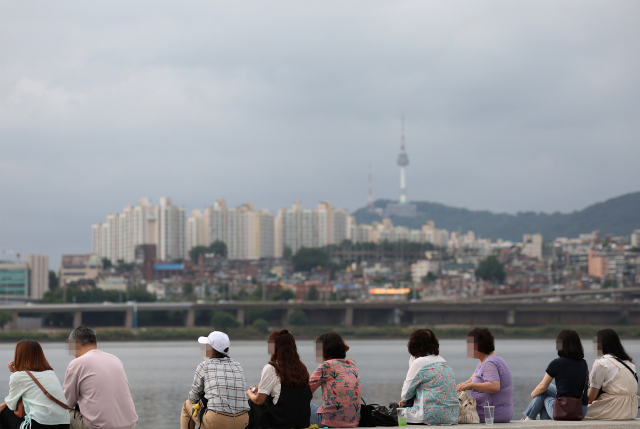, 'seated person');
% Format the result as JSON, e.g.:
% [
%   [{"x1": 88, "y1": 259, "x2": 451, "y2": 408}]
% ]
[
  {"x1": 457, "y1": 327, "x2": 513, "y2": 423},
  {"x1": 522, "y1": 329, "x2": 589, "y2": 421},
  {"x1": 245, "y1": 330, "x2": 311, "y2": 429},
  {"x1": 309, "y1": 332, "x2": 361, "y2": 428},
  {"x1": 180, "y1": 331, "x2": 249, "y2": 429},
  {"x1": 585, "y1": 328, "x2": 638, "y2": 420},
  {"x1": 399, "y1": 329, "x2": 458, "y2": 425}
]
